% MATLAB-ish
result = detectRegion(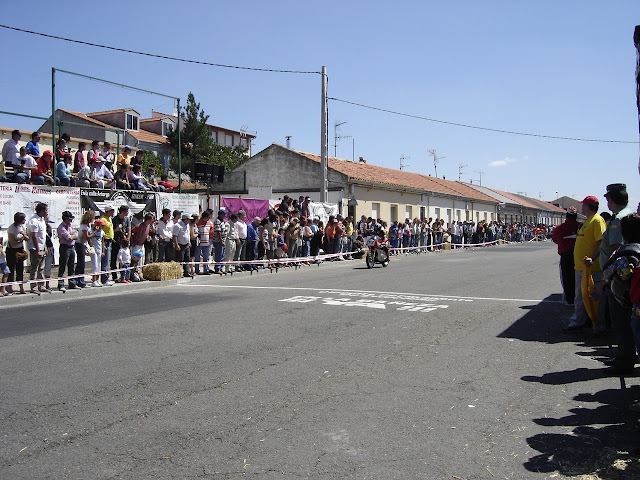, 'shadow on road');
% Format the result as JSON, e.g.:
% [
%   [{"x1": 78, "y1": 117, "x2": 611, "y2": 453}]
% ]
[
  {"x1": 524, "y1": 386, "x2": 640, "y2": 479},
  {"x1": 499, "y1": 294, "x2": 640, "y2": 477}
]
